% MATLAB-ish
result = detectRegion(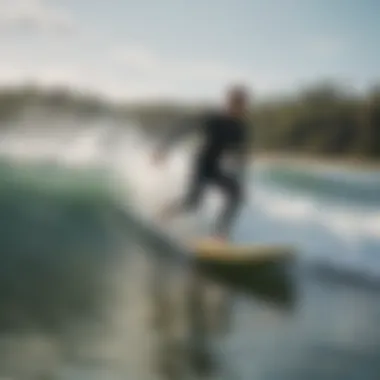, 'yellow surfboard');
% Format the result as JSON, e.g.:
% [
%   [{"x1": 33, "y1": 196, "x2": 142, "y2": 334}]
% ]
[{"x1": 192, "y1": 239, "x2": 295, "y2": 264}]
